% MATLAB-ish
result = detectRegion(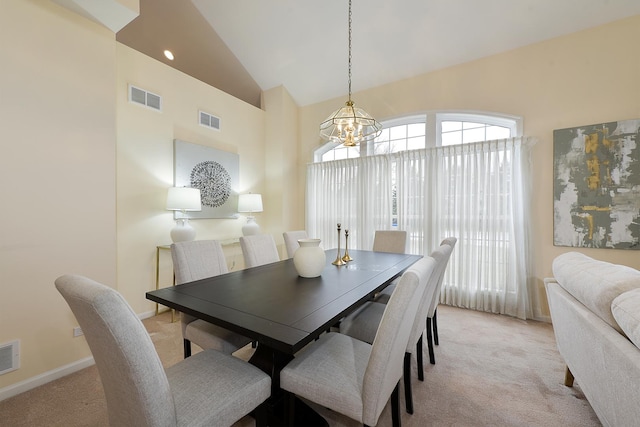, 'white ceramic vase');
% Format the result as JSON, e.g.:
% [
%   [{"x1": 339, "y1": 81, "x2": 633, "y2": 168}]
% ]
[{"x1": 293, "y1": 238, "x2": 326, "y2": 278}]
